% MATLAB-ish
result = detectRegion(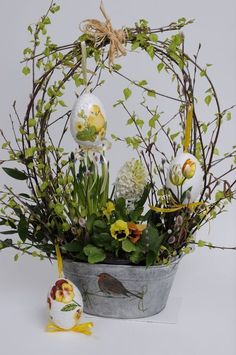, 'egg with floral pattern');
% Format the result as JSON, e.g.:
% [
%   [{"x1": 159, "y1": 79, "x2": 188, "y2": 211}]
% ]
[
  {"x1": 70, "y1": 93, "x2": 107, "y2": 147},
  {"x1": 166, "y1": 152, "x2": 204, "y2": 203},
  {"x1": 47, "y1": 278, "x2": 83, "y2": 329}
]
